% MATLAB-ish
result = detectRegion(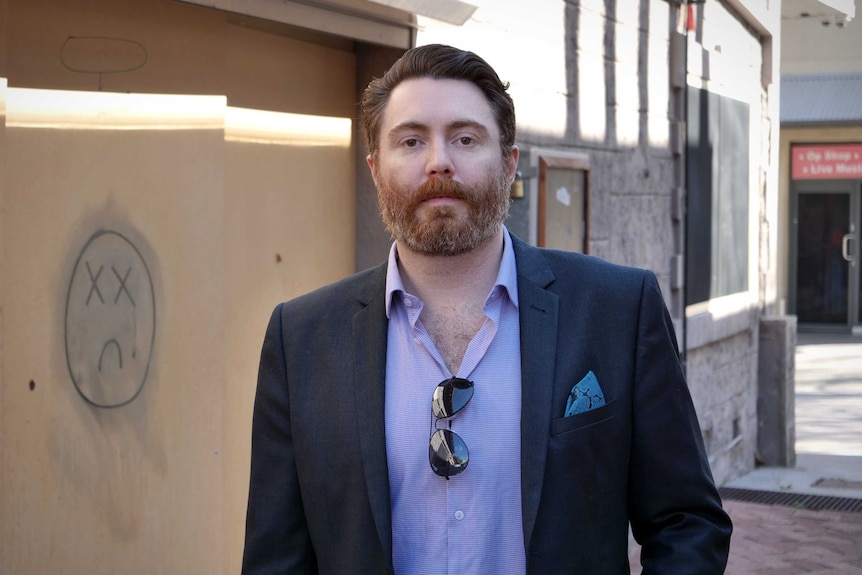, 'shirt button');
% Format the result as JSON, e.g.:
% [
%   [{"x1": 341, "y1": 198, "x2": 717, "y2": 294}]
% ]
[
  {"x1": 403, "y1": 298, "x2": 412, "y2": 307},
  {"x1": 454, "y1": 510, "x2": 464, "y2": 521}
]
